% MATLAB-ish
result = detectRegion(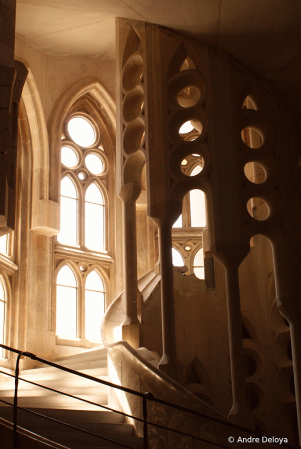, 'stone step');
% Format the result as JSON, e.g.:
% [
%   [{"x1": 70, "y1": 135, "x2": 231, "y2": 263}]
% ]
[
  {"x1": 19, "y1": 366, "x2": 108, "y2": 380},
  {"x1": 0, "y1": 407, "x2": 143, "y2": 449},
  {"x1": 0, "y1": 407, "x2": 125, "y2": 424},
  {"x1": 0, "y1": 394, "x2": 108, "y2": 409},
  {"x1": 0, "y1": 375, "x2": 110, "y2": 391}
]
